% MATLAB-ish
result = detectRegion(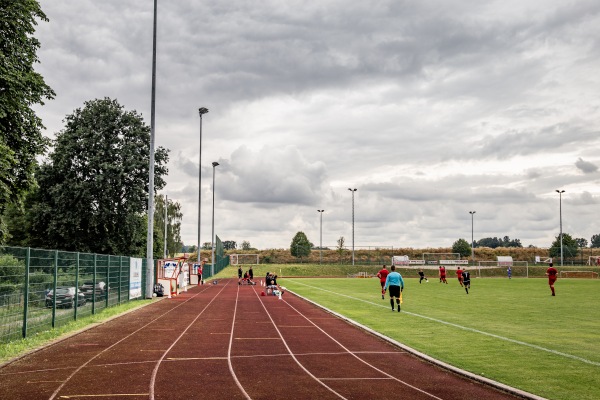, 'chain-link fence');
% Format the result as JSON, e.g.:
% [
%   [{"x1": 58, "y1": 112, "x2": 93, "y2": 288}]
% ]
[{"x1": 0, "y1": 246, "x2": 147, "y2": 343}]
